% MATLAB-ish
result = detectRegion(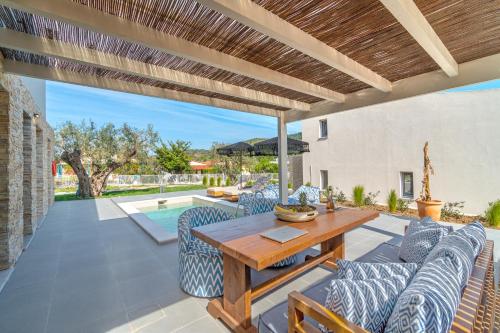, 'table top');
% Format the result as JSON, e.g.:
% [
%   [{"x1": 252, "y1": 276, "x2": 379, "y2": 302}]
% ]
[{"x1": 192, "y1": 207, "x2": 379, "y2": 270}]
